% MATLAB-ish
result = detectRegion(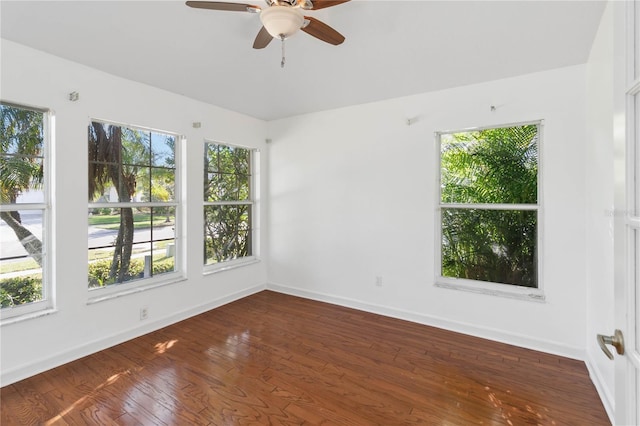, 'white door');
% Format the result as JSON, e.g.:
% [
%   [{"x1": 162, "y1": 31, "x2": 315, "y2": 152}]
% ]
[{"x1": 611, "y1": 1, "x2": 640, "y2": 424}]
